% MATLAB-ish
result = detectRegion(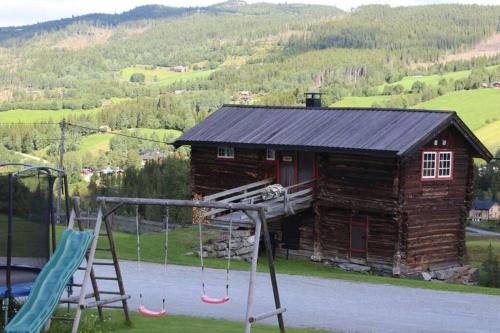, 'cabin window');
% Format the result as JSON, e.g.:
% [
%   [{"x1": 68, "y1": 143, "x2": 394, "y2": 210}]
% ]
[
  {"x1": 266, "y1": 148, "x2": 276, "y2": 161},
  {"x1": 422, "y1": 152, "x2": 436, "y2": 178},
  {"x1": 217, "y1": 146, "x2": 234, "y2": 159},
  {"x1": 438, "y1": 151, "x2": 452, "y2": 178},
  {"x1": 421, "y1": 151, "x2": 453, "y2": 180}
]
